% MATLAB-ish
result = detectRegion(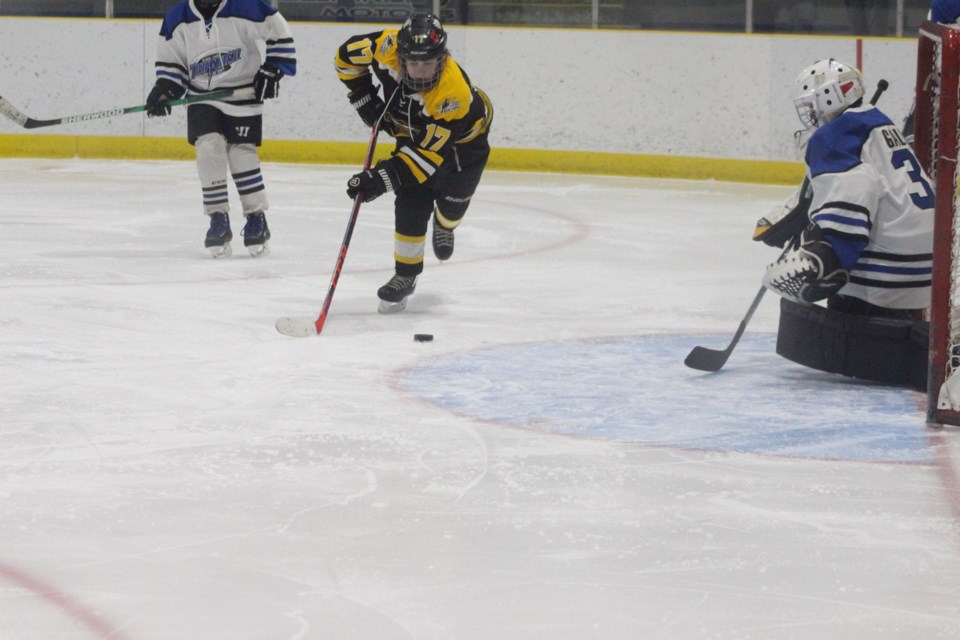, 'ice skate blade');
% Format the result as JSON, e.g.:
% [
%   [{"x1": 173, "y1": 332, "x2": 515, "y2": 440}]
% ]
[
  {"x1": 208, "y1": 242, "x2": 232, "y2": 259},
  {"x1": 378, "y1": 298, "x2": 408, "y2": 314},
  {"x1": 275, "y1": 317, "x2": 318, "y2": 337},
  {"x1": 247, "y1": 242, "x2": 269, "y2": 258}
]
